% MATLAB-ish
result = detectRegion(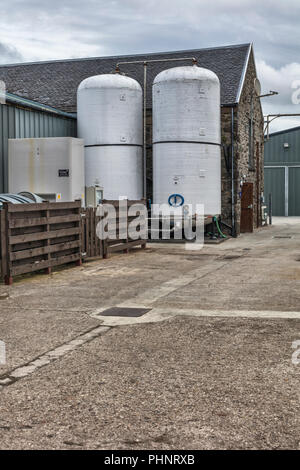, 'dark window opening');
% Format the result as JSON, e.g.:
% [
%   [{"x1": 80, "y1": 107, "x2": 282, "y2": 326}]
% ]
[{"x1": 248, "y1": 118, "x2": 254, "y2": 170}]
